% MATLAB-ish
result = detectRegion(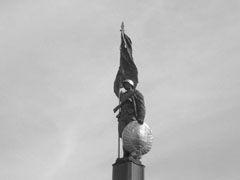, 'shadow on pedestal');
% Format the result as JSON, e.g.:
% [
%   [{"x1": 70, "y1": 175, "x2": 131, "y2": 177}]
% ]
[{"x1": 112, "y1": 158, "x2": 145, "y2": 180}]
